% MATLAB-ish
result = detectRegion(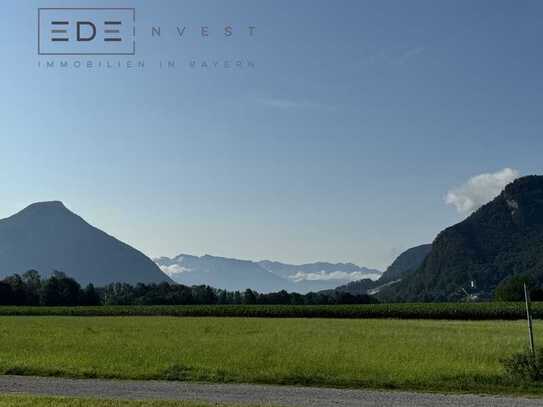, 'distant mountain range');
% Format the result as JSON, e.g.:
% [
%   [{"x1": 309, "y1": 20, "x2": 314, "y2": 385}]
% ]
[
  {"x1": 155, "y1": 254, "x2": 381, "y2": 293},
  {"x1": 380, "y1": 176, "x2": 543, "y2": 302},
  {"x1": 155, "y1": 254, "x2": 295, "y2": 293},
  {"x1": 0, "y1": 201, "x2": 381, "y2": 293},
  {"x1": 0, "y1": 201, "x2": 171, "y2": 285},
  {"x1": 7, "y1": 174, "x2": 542, "y2": 303},
  {"x1": 258, "y1": 260, "x2": 382, "y2": 292}
]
